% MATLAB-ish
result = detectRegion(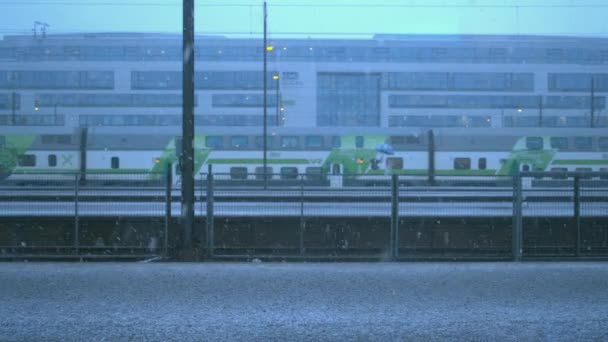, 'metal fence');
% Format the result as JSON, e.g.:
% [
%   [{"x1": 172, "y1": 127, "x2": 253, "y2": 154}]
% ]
[{"x1": 1, "y1": 170, "x2": 607, "y2": 260}]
